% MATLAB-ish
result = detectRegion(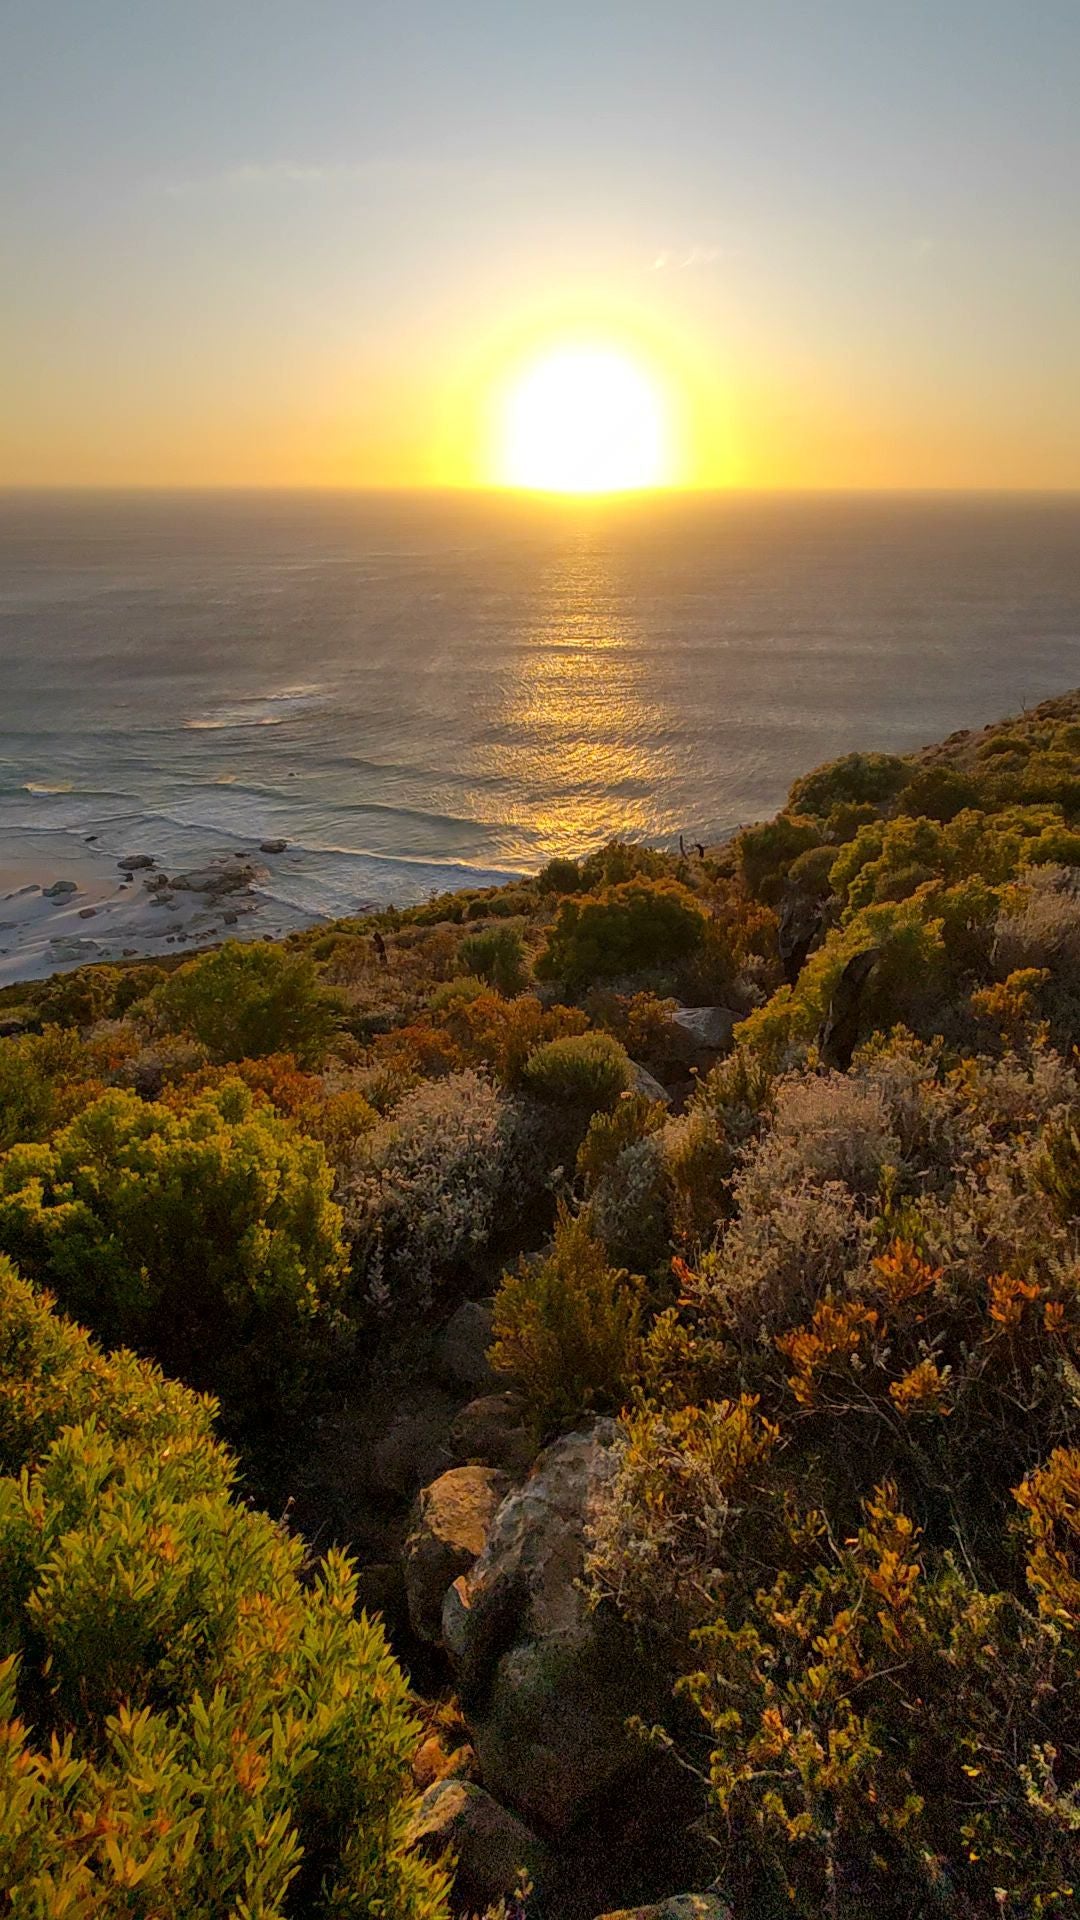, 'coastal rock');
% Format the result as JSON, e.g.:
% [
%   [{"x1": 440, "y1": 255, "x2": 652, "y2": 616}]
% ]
[
  {"x1": 259, "y1": 837, "x2": 288, "y2": 853},
  {"x1": 171, "y1": 859, "x2": 259, "y2": 896},
  {"x1": 444, "y1": 1421, "x2": 663, "y2": 1833},
  {"x1": 449, "y1": 1393, "x2": 539, "y2": 1477},
  {"x1": 78, "y1": 906, "x2": 98, "y2": 918},
  {"x1": 43, "y1": 880, "x2": 77, "y2": 898},
  {"x1": 404, "y1": 1465, "x2": 509, "y2": 1643},
  {"x1": 406, "y1": 1781, "x2": 547, "y2": 1914},
  {"x1": 434, "y1": 1300, "x2": 498, "y2": 1392},
  {"x1": 117, "y1": 854, "x2": 155, "y2": 872}
]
